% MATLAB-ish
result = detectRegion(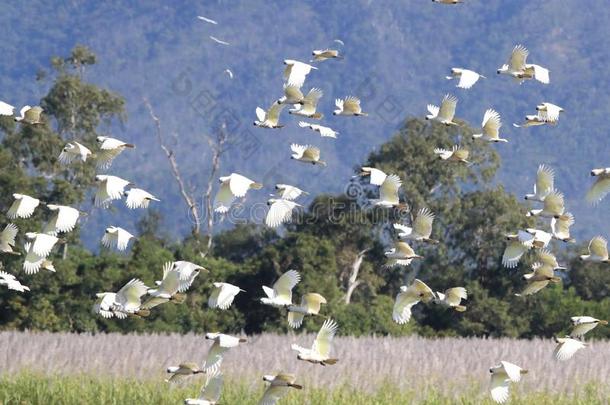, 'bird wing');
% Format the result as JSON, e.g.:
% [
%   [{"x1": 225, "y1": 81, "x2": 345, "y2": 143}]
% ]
[
  {"x1": 214, "y1": 283, "x2": 240, "y2": 309},
  {"x1": 53, "y1": 206, "x2": 79, "y2": 233},
  {"x1": 453, "y1": 147, "x2": 469, "y2": 161},
  {"x1": 228, "y1": 174, "x2": 256, "y2": 197},
  {"x1": 204, "y1": 341, "x2": 228, "y2": 371},
  {"x1": 286, "y1": 61, "x2": 314, "y2": 88},
  {"x1": 535, "y1": 165, "x2": 554, "y2": 197},
  {"x1": 106, "y1": 176, "x2": 130, "y2": 200},
  {"x1": 303, "y1": 293, "x2": 326, "y2": 313},
  {"x1": 214, "y1": 182, "x2": 235, "y2": 213},
  {"x1": 116, "y1": 278, "x2": 147, "y2": 309},
  {"x1": 586, "y1": 175, "x2": 610, "y2": 204},
  {"x1": 343, "y1": 96, "x2": 361, "y2": 114},
  {"x1": 379, "y1": 174, "x2": 401, "y2": 205},
  {"x1": 334, "y1": 98, "x2": 344, "y2": 113},
  {"x1": 536, "y1": 249, "x2": 558, "y2": 268},
  {"x1": 589, "y1": 236, "x2": 608, "y2": 258},
  {"x1": 276, "y1": 185, "x2": 303, "y2": 200},
  {"x1": 456, "y1": 69, "x2": 480, "y2": 89},
  {"x1": 303, "y1": 88, "x2": 323, "y2": 107},
  {"x1": 255, "y1": 107, "x2": 266, "y2": 122},
  {"x1": 0, "y1": 101, "x2": 14, "y2": 115},
  {"x1": 412, "y1": 208, "x2": 434, "y2": 238},
  {"x1": 364, "y1": 168, "x2": 387, "y2": 186},
  {"x1": 543, "y1": 191, "x2": 565, "y2": 215},
  {"x1": 393, "y1": 290, "x2": 418, "y2": 324},
  {"x1": 490, "y1": 372, "x2": 510, "y2": 404},
  {"x1": 115, "y1": 228, "x2": 134, "y2": 251},
  {"x1": 426, "y1": 104, "x2": 439, "y2": 117},
  {"x1": 412, "y1": 279, "x2": 435, "y2": 302},
  {"x1": 312, "y1": 318, "x2": 338, "y2": 358},
  {"x1": 8, "y1": 195, "x2": 39, "y2": 219},
  {"x1": 520, "y1": 279, "x2": 549, "y2": 295},
  {"x1": 266, "y1": 199, "x2": 299, "y2": 227},
  {"x1": 290, "y1": 143, "x2": 306, "y2": 158},
  {"x1": 445, "y1": 287, "x2": 467, "y2": 306},
  {"x1": 302, "y1": 146, "x2": 321, "y2": 161},
  {"x1": 551, "y1": 212, "x2": 574, "y2": 238},
  {"x1": 200, "y1": 371, "x2": 223, "y2": 402},
  {"x1": 543, "y1": 103, "x2": 562, "y2": 121},
  {"x1": 24, "y1": 106, "x2": 42, "y2": 122},
  {"x1": 259, "y1": 385, "x2": 288, "y2": 405},
  {"x1": 31, "y1": 234, "x2": 58, "y2": 257},
  {"x1": 1, "y1": 223, "x2": 18, "y2": 247},
  {"x1": 438, "y1": 94, "x2": 457, "y2": 121},
  {"x1": 317, "y1": 125, "x2": 337, "y2": 138},
  {"x1": 502, "y1": 241, "x2": 528, "y2": 268},
  {"x1": 101, "y1": 229, "x2": 117, "y2": 249},
  {"x1": 509, "y1": 45, "x2": 529, "y2": 70},
  {"x1": 273, "y1": 270, "x2": 301, "y2": 301},
  {"x1": 482, "y1": 109, "x2": 501, "y2": 138},
  {"x1": 140, "y1": 296, "x2": 168, "y2": 310},
  {"x1": 554, "y1": 338, "x2": 585, "y2": 361},
  {"x1": 530, "y1": 64, "x2": 550, "y2": 84}
]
